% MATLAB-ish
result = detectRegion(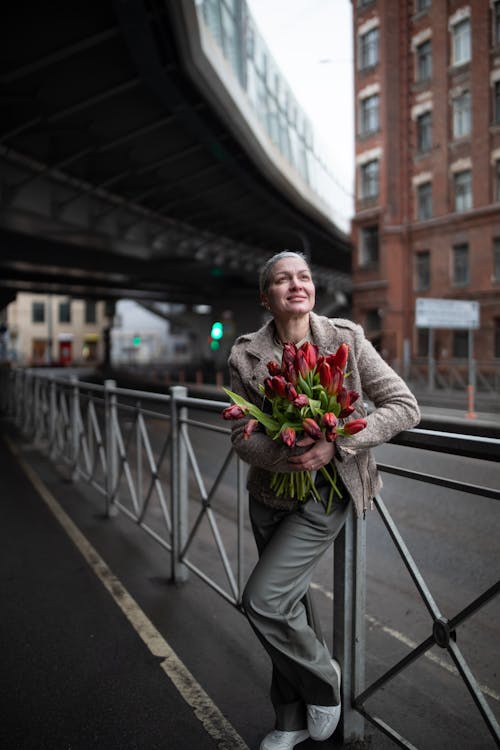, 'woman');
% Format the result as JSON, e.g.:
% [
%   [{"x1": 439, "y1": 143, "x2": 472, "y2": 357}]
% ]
[{"x1": 228, "y1": 251, "x2": 420, "y2": 750}]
